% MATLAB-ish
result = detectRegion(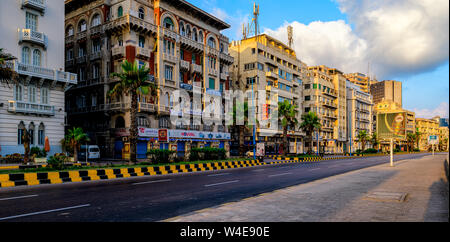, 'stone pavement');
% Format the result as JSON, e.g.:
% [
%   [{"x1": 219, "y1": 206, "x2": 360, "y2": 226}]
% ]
[{"x1": 165, "y1": 154, "x2": 449, "y2": 222}]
